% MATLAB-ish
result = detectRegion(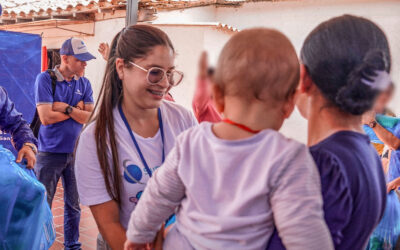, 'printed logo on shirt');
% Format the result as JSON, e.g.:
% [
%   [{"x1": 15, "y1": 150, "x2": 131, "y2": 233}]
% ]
[
  {"x1": 123, "y1": 160, "x2": 144, "y2": 184},
  {"x1": 123, "y1": 160, "x2": 161, "y2": 184},
  {"x1": 75, "y1": 89, "x2": 83, "y2": 96},
  {"x1": 129, "y1": 191, "x2": 143, "y2": 205},
  {"x1": 141, "y1": 166, "x2": 160, "y2": 176}
]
